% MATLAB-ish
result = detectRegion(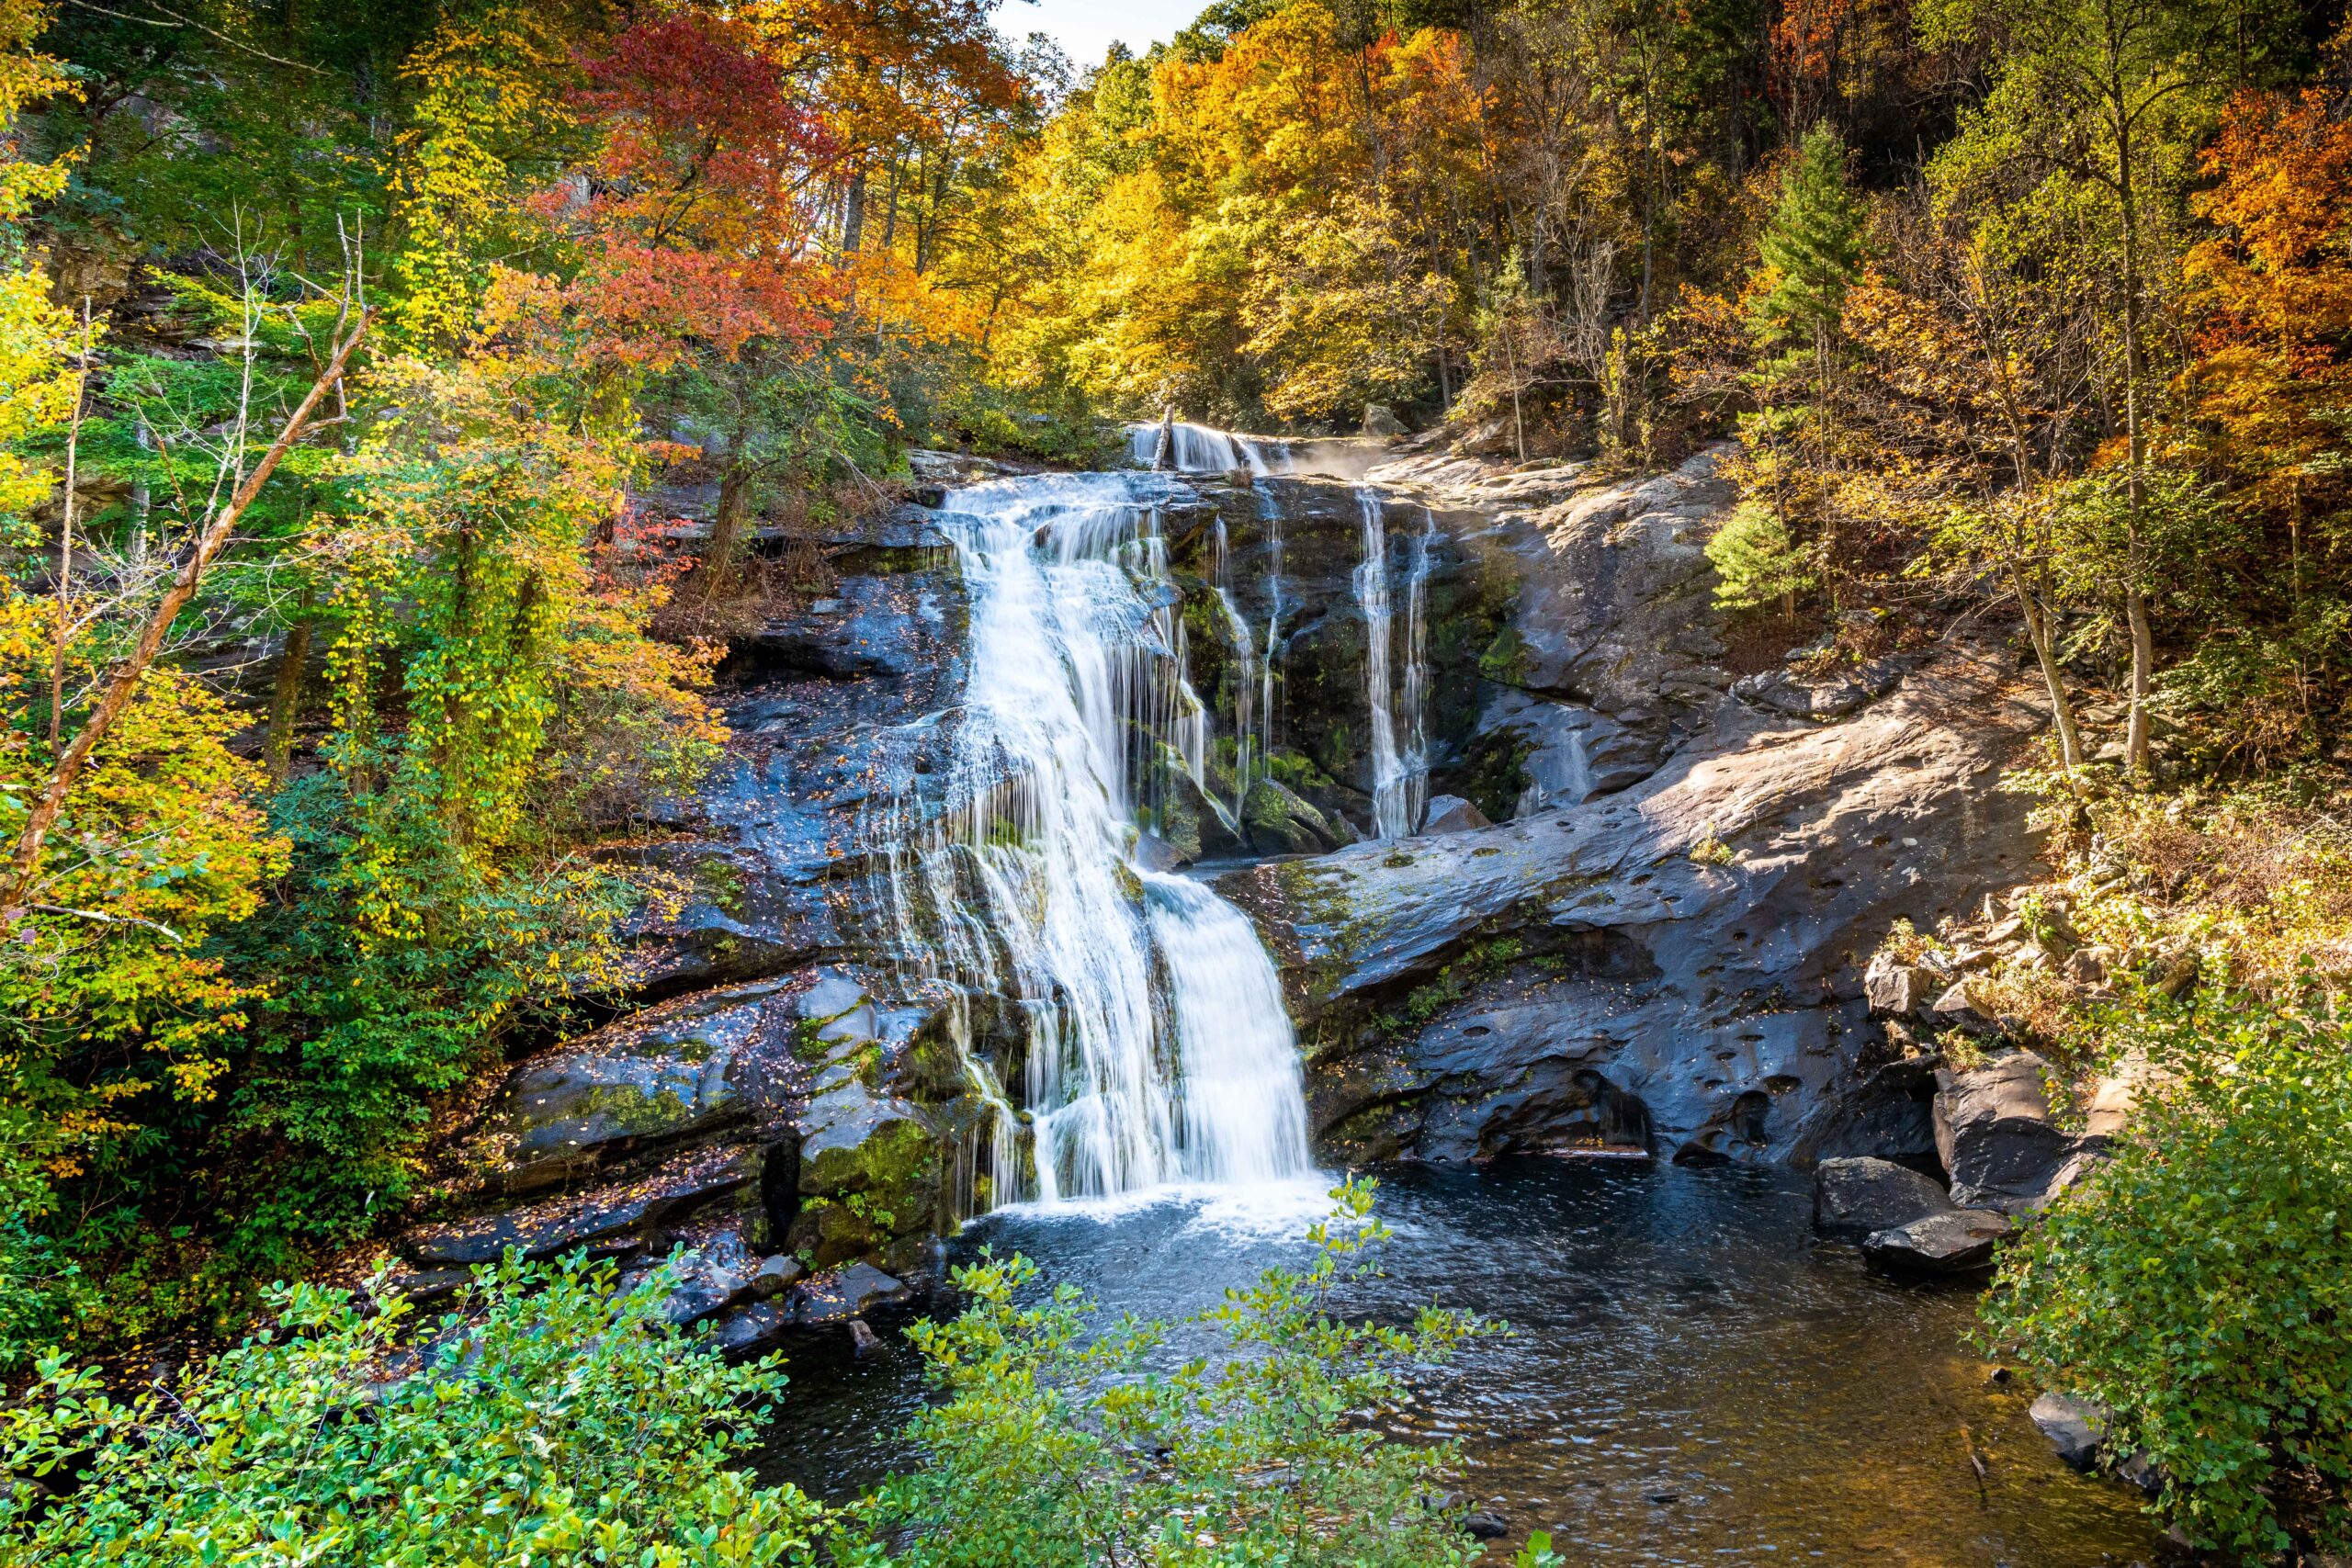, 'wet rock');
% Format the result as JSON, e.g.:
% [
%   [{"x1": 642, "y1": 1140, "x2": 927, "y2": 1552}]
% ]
[
  {"x1": 1222, "y1": 642, "x2": 2047, "y2": 1168},
  {"x1": 748, "y1": 1253, "x2": 806, "y2": 1300},
  {"x1": 373, "y1": 1264, "x2": 473, "y2": 1308},
  {"x1": 1861, "y1": 1208, "x2": 2010, "y2": 1274},
  {"x1": 1455, "y1": 688, "x2": 1663, "y2": 820},
  {"x1": 1935, "y1": 1053, "x2": 2077, "y2": 1212},
  {"x1": 1421, "y1": 795, "x2": 1492, "y2": 834},
  {"x1": 401, "y1": 1145, "x2": 763, "y2": 1266},
  {"x1": 1464, "y1": 1510, "x2": 1510, "y2": 1539},
  {"x1": 848, "y1": 1318, "x2": 883, "y2": 1356},
  {"x1": 462, "y1": 982, "x2": 796, "y2": 1195},
  {"x1": 705, "y1": 1300, "x2": 791, "y2": 1361},
  {"x1": 1242, "y1": 777, "x2": 1354, "y2": 856},
  {"x1": 791, "y1": 1261, "x2": 911, "y2": 1324},
  {"x1": 2030, "y1": 1393, "x2": 2108, "y2": 1472},
  {"x1": 1812, "y1": 1156, "x2": 1954, "y2": 1239}
]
